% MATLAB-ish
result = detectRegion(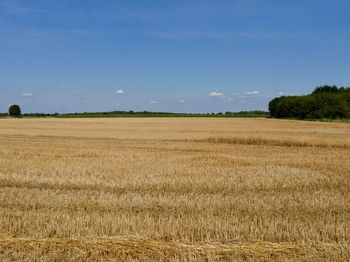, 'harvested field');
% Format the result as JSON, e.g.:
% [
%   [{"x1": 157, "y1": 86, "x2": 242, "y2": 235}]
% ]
[{"x1": 0, "y1": 118, "x2": 349, "y2": 261}]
